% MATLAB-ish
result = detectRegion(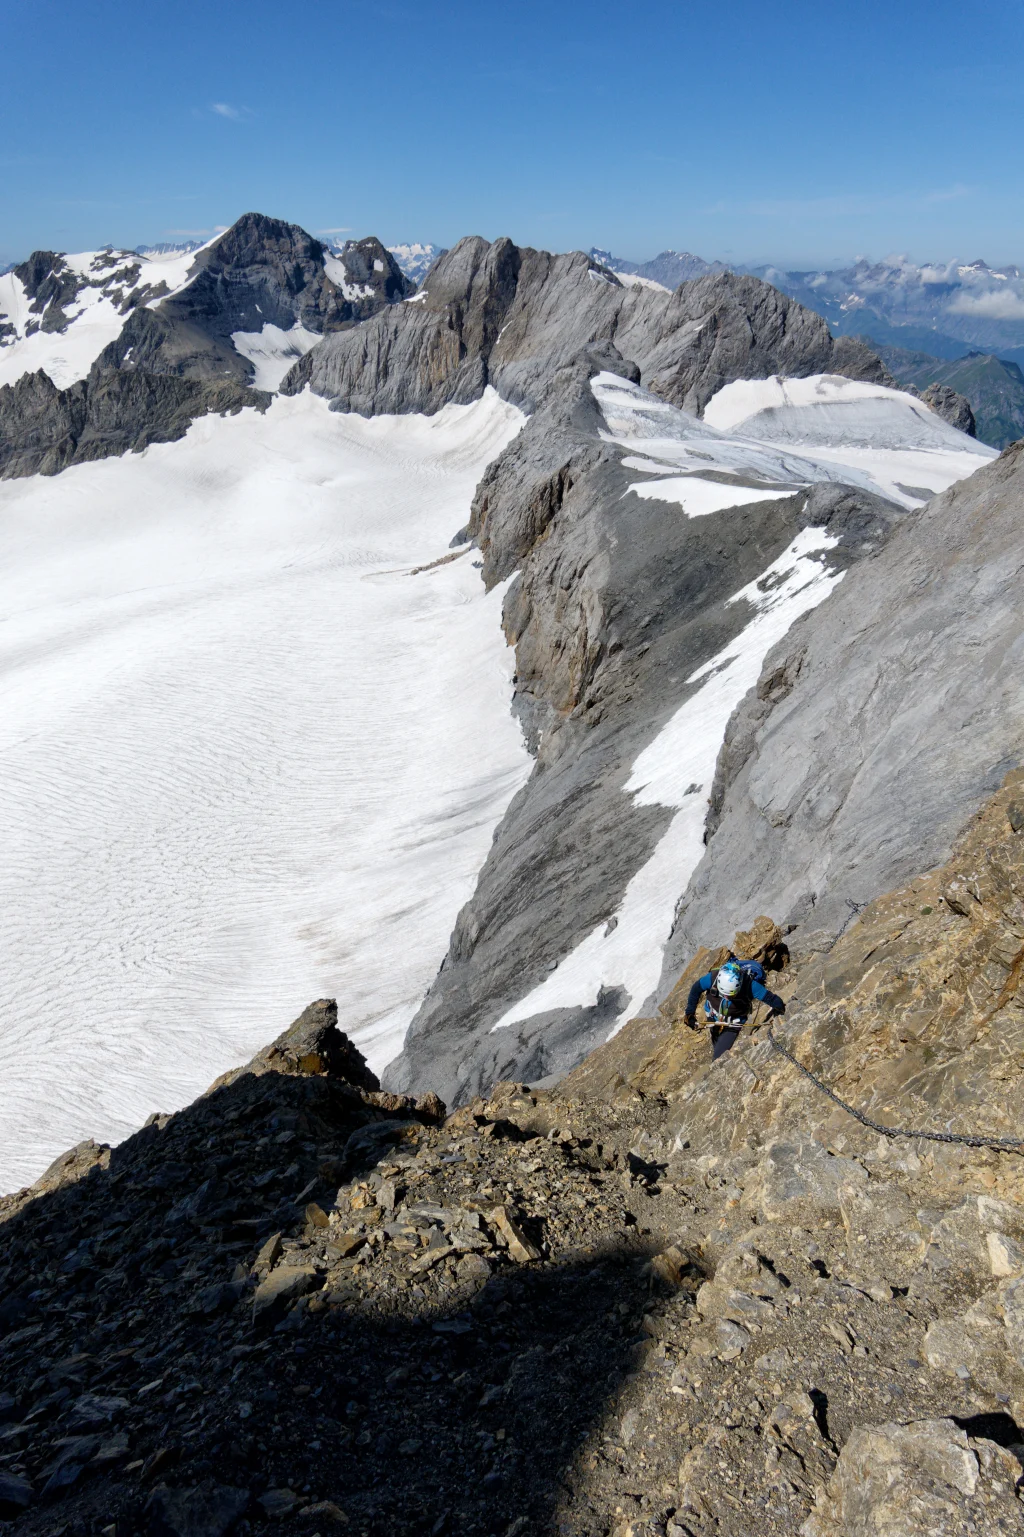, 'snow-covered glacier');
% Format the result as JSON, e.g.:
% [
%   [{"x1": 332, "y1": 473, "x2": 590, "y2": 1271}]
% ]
[{"x1": 0, "y1": 389, "x2": 530, "y2": 1192}]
